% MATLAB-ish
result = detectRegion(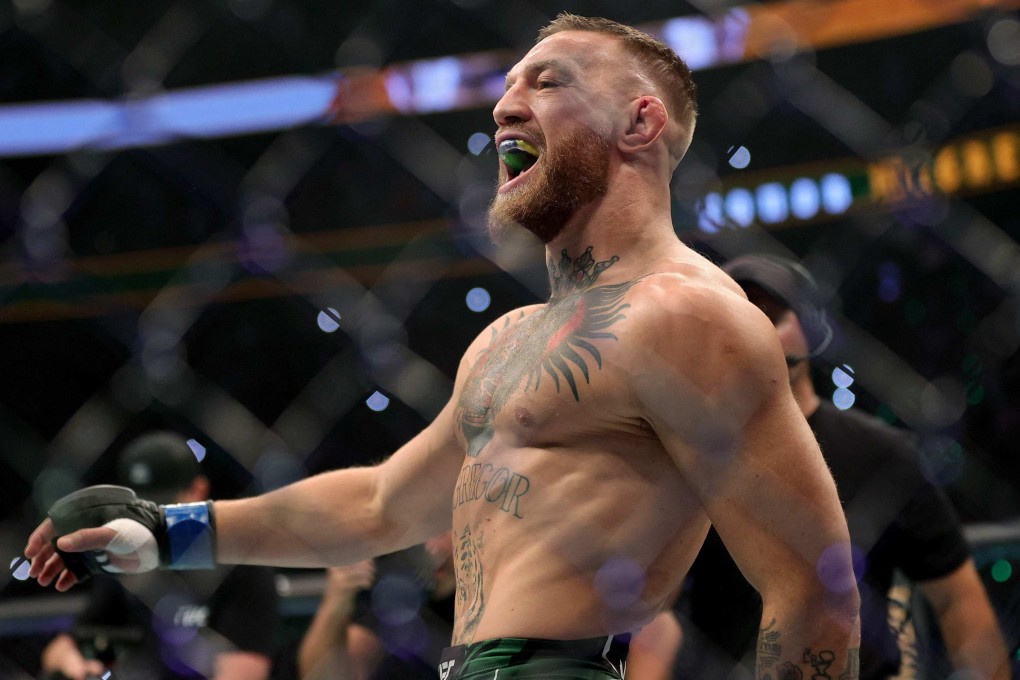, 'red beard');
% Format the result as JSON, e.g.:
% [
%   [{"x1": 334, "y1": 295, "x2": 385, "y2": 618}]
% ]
[{"x1": 488, "y1": 124, "x2": 611, "y2": 244}]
